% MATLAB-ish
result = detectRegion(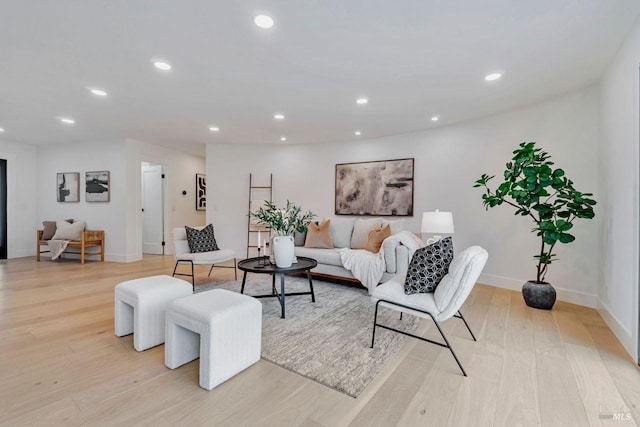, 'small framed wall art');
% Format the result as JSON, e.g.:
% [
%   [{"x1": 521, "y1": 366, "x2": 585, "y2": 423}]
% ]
[
  {"x1": 57, "y1": 172, "x2": 80, "y2": 202},
  {"x1": 196, "y1": 173, "x2": 206, "y2": 211},
  {"x1": 86, "y1": 171, "x2": 110, "y2": 202}
]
